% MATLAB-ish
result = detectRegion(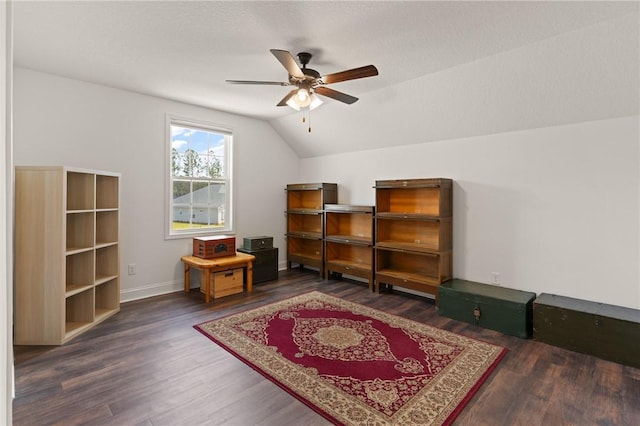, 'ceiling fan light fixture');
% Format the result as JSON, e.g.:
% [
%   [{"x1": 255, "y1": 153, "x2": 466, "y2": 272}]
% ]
[
  {"x1": 286, "y1": 97, "x2": 301, "y2": 111},
  {"x1": 294, "y1": 88, "x2": 311, "y2": 107},
  {"x1": 286, "y1": 91, "x2": 323, "y2": 111},
  {"x1": 309, "y1": 93, "x2": 323, "y2": 110}
]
